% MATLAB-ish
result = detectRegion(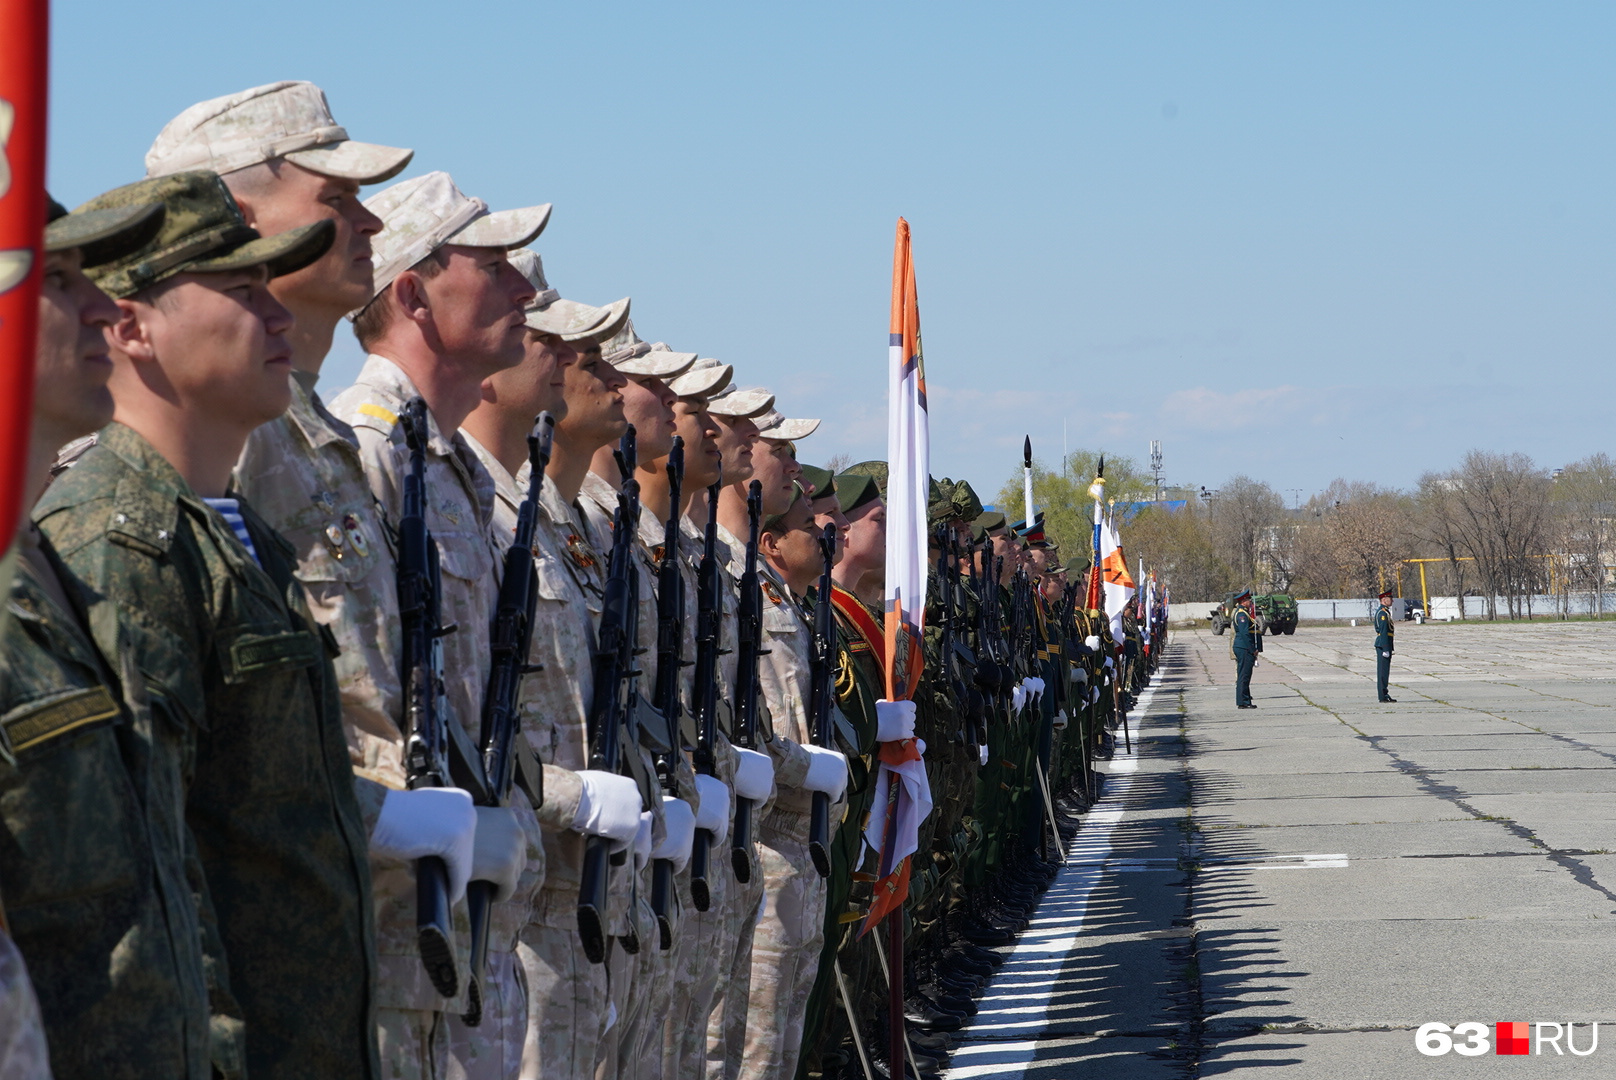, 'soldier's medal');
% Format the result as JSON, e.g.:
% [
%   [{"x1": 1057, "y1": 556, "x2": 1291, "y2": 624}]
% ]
[
  {"x1": 760, "y1": 579, "x2": 786, "y2": 606},
  {"x1": 312, "y1": 489, "x2": 337, "y2": 512},
  {"x1": 343, "y1": 513, "x2": 370, "y2": 557},
  {"x1": 324, "y1": 522, "x2": 347, "y2": 560},
  {"x1": 564, "y1": 533, "x2": 598, "y2": 570},
  {"x1": 439, "y1": 502, "x2": 462, "y2": 527}
]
